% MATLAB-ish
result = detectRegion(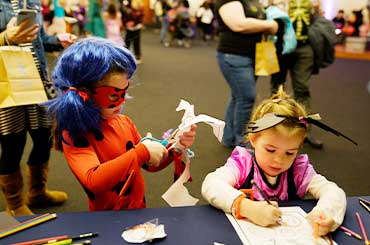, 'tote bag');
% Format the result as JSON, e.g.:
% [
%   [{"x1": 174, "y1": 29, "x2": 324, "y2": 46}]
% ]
[
  {"x1": 255, "y1": 38, "x2": 280, "y2": 76},
  {"x1": 0, "y1": 46, "x2": 48, "y2": 108}
]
